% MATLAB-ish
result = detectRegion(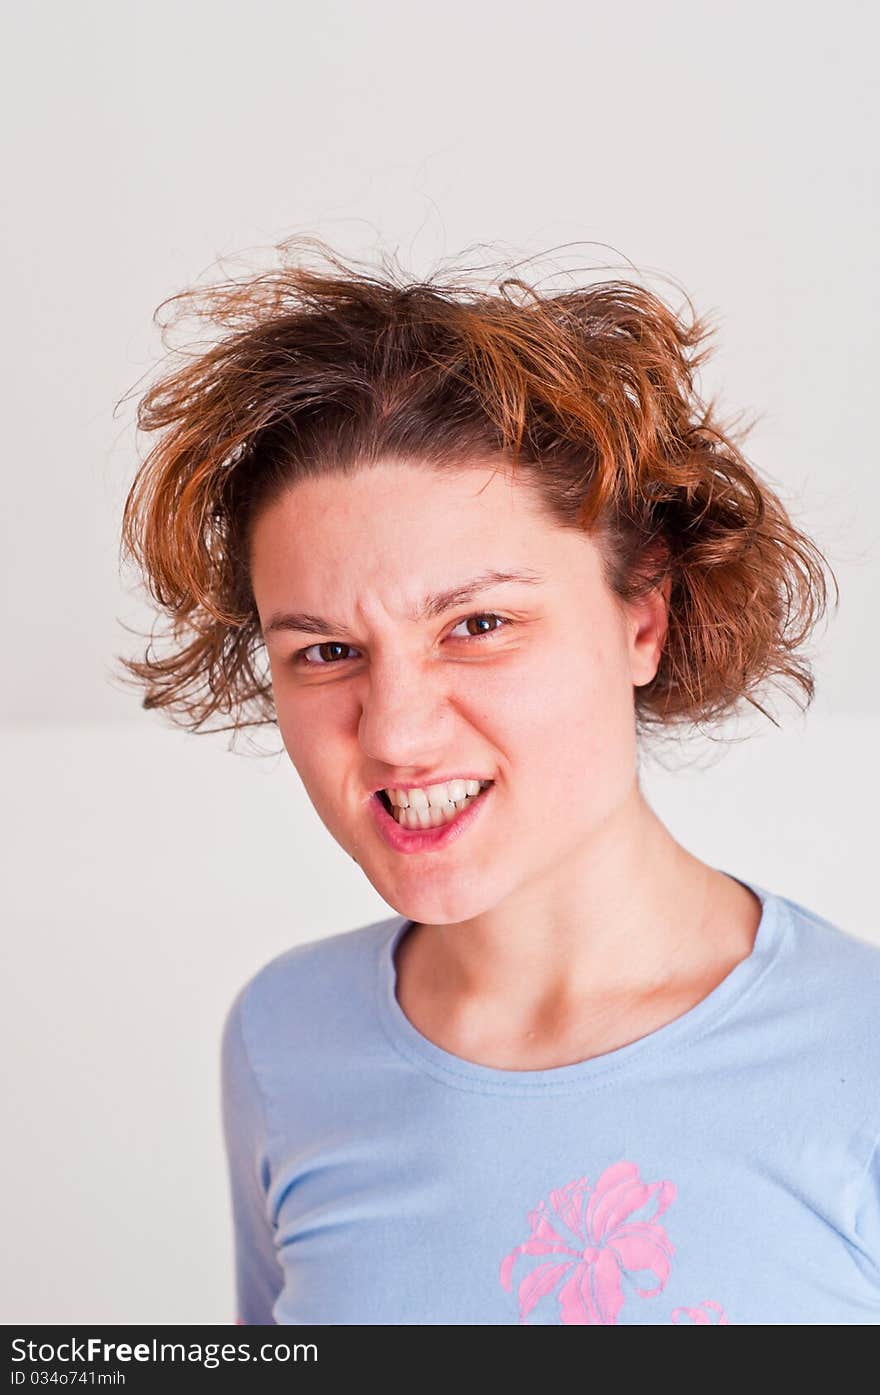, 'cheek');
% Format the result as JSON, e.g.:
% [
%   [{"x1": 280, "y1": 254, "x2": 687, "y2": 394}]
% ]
[
  {"x1": 273, "y1": 686, "x2": 342, "y2": 787},
  {"x1": 491, "y1": 636, "x2": 634, "y2": 806}
]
